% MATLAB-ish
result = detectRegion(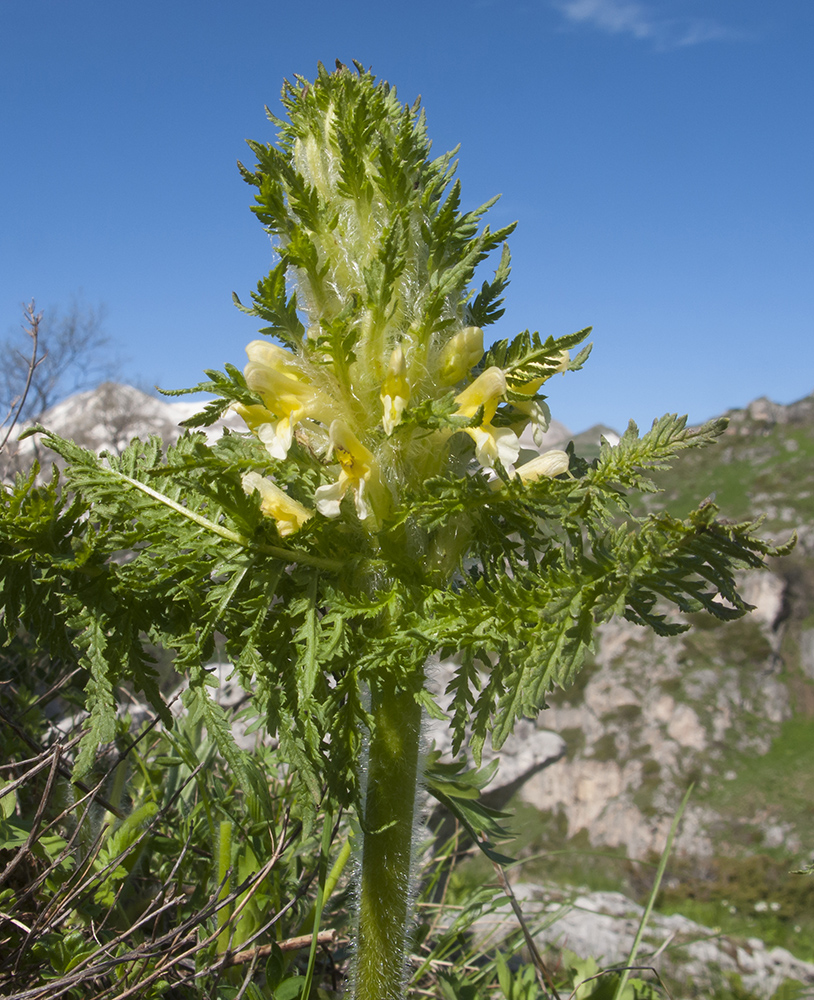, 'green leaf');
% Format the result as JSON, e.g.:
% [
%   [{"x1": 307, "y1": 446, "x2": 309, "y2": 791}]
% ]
[
  {"x1": 425, "y1": 752, "x2": 515, "y2": 865},
  {"x1": 275, "y1": 975, "x2": 306, "y2": 1000},
  {"x1": 483, "y1": 326, "x2": 592, "y2": 387}
]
